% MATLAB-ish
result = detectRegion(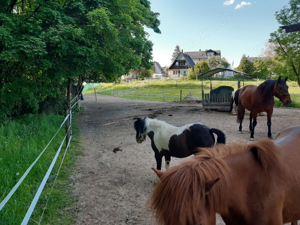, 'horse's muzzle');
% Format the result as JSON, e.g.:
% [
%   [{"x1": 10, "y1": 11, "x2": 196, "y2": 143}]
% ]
[
  {"x1": 136, "y1": 139, "x2": 144, "y2": 144},
  {"x1": 283, "y1": 99, "x2": 291, "y2": 106}
]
